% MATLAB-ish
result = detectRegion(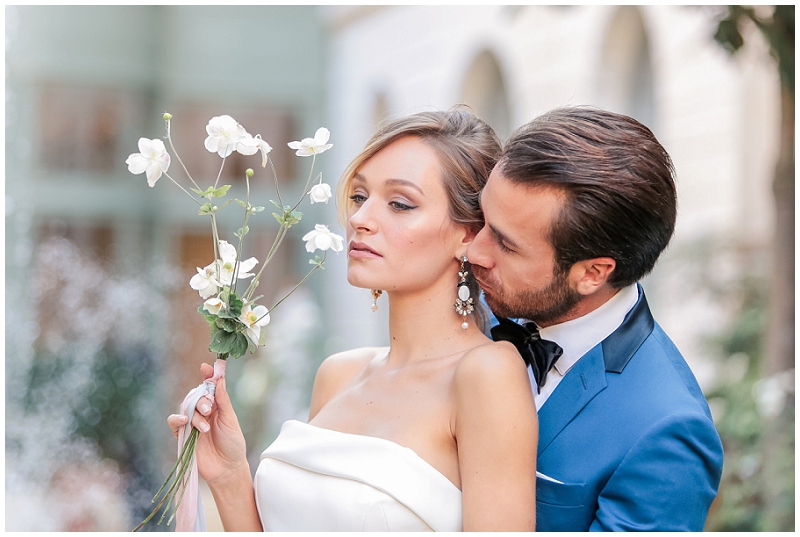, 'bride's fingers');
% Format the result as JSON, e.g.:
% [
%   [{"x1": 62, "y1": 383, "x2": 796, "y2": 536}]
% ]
[
  {"x1": 191, "y1": 411, "x2": 211, "y2": 434},
  {"x1": 212, "y1": 378, "x2": 234, "y2": 418},
  {"x1": 200, "y1": 362, "x2": 214, "y2": 379},
  {"x1": 167, "y1": 414, "x2": 189, "y2": 437}
]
